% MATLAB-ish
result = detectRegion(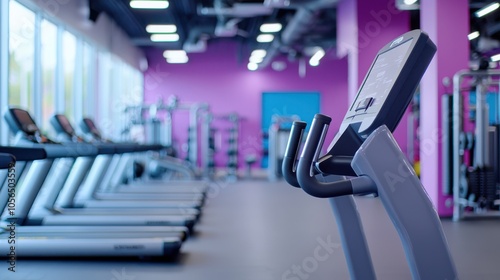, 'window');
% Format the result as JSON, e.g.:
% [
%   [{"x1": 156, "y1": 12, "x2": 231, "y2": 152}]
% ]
[
  {"x1": 95, "y1": 51, "x2": 112, "y2": 138},
  {"x1": 2, "y1": 0, "x2": 145, "y2": 144},
  {"x1": 117, "y1": 62, "x2": 144, "y2": 142},
  {"x1": 8, "y1": 1, "x2": 35, "y2": 112},
  {"x1": 41, "y1": 19, "x2": 57, "y2": 131},
  {"x1": 82, "y1": 42, "x2": 94, "y2": 118},
  {"x1": 62, "y1": 30, "x2": 76, "y2": 122}
]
